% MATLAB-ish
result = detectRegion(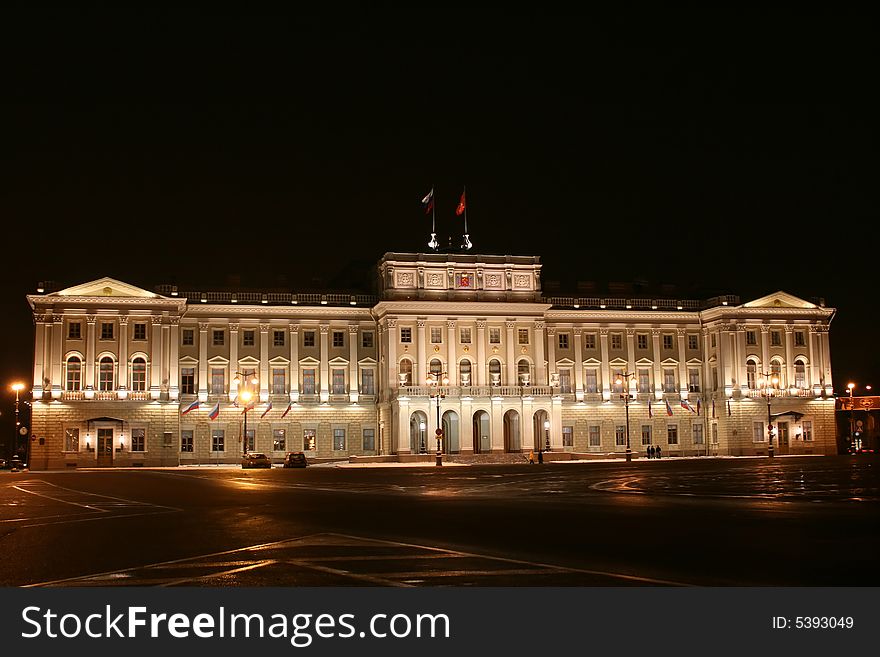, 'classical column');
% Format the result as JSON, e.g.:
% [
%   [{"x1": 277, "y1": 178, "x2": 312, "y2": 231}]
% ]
[
  {"x1": 150, "y1": 316, "x2": 162, "y2": 399},
  {"x1": 85, "y1": 315, "x2": 97, "y2": 394},
  {"x1": 198, "y1": 322, "x2": 209, "y2": 402},
  {"x1": 625, "y1": 328, "x2": 635, "y2": 396},
  {"x1": 819, "y1": 327, "x2": 832, "y2": 393},
  {"x1": 161, "y1": 319, "x2": 171, "y2": 397},
  {"x1": 784, "y1": 325, "x2": 794, "y2": 388},
  {"x1": 386, "y1": 319, "x2": 398, "y2": 393},
  {"x1": 651, "y1": 329, "x2": 662, "y2": 400},
  {"x1": 259, "y1": 323, "x2": 270, "y2": 401},
  {"x1": 169, "y1": 317, "x2": 180, "y2": 400},
  {"x1": 574, "y1": 327, "x2": 584, "y2": 401},
  {"x1": 50, "y1": 314, "x2": 64, "y2": 399},
  {"x1": 319, "y1": 325, "x2": 329, "y2": 402},
  {"x1": 547, "y1": 327, "x2": 558, "y2": 388},
  {"x1": 735, "y1": 326, "x2": 748, "y2": 396},
  {"x1": 677, "y1": 328, "x2": 687, "y2": 399},
  {"x1": 719, "y1": 324, "x2": 733, "y2": 398},
  {"x1": 760, "y1": 324, "x2": 770, "y2": 373},
  {"x1": 32, "y1": 314, "x2": 47, "y2": 396},
  {"x1": 701, "y1": 328, "x2": 712, "y2": 397},
  {"x1": 534, "y1": 320, "x2": 546, "y2": 386},
  {"x1": 446, "y1": 320, "x2": 456, "y2": 382},
  {"x1": 505, "y1": 321, "x2": 516, "y2": 387},
  {"x1": 475, "y1": 320, "x2": 486, "y2": 386},
  {"x1": 228, "y1": 323, "x2": 240, "y2": 401},
  {"x1": 600, "y1": 328, "x2": 611, "y2": 400},
  {"x1": 416, "y1": 319, "x2": 427, "y2": 383},
  {"x1": 349, "y1": 324, "x2": 359, "y2": 402},
  {"x1": 289, "y1": 324, "x2": 300, "y2": 401},
  {"x1": 808, "y1": 325, "x2": 819, "y2": 394},
  {"x1": 118, "y1": 316, "x2": 130, "y2": 395}
]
